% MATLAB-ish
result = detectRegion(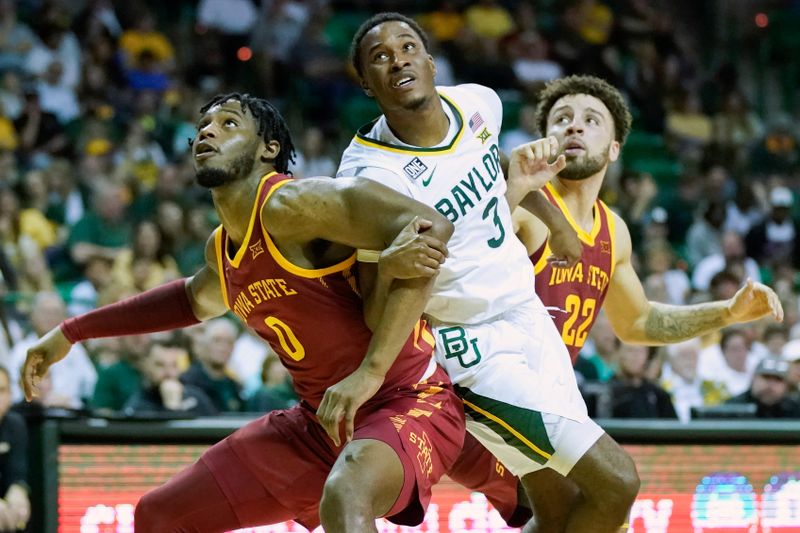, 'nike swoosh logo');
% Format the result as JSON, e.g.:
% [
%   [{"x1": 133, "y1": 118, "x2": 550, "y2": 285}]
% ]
[{"x1": 422, "y1": 166, "x2": 436, "y2": 187}]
